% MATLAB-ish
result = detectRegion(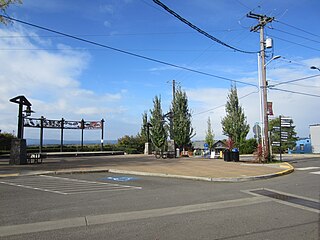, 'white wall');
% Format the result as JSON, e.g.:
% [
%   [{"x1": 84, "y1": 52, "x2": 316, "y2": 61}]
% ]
[{"x1": 310, "y1": 125, "x2": 320, "y2": 153}]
